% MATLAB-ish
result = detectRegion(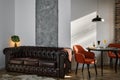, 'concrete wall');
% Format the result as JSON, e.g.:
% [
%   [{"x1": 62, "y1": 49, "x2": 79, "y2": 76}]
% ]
[{"x1": 0, "y1": 0, "x2": 15, "y2": 68}]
